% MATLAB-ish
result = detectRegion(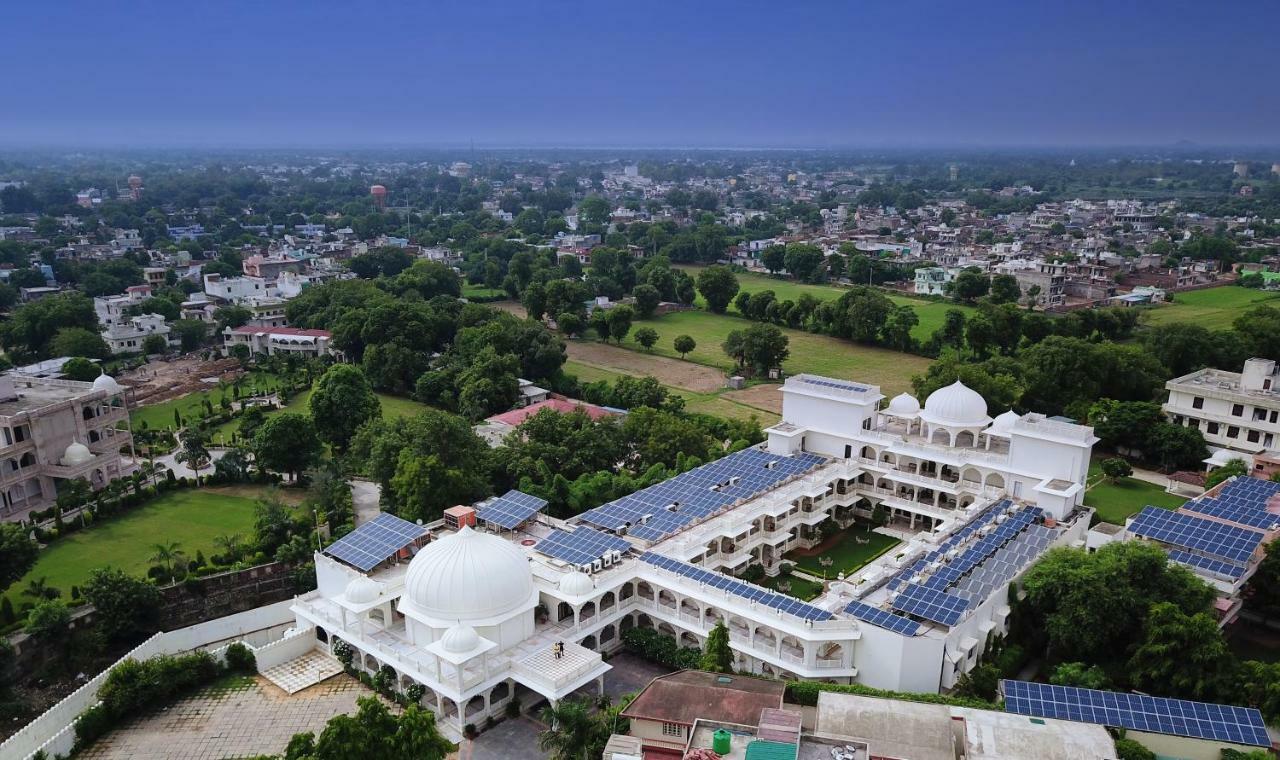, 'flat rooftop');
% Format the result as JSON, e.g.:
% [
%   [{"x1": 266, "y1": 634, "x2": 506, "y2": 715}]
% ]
[{"x1": 0, "y1": 376, "x2": 96, "y2": 417}]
